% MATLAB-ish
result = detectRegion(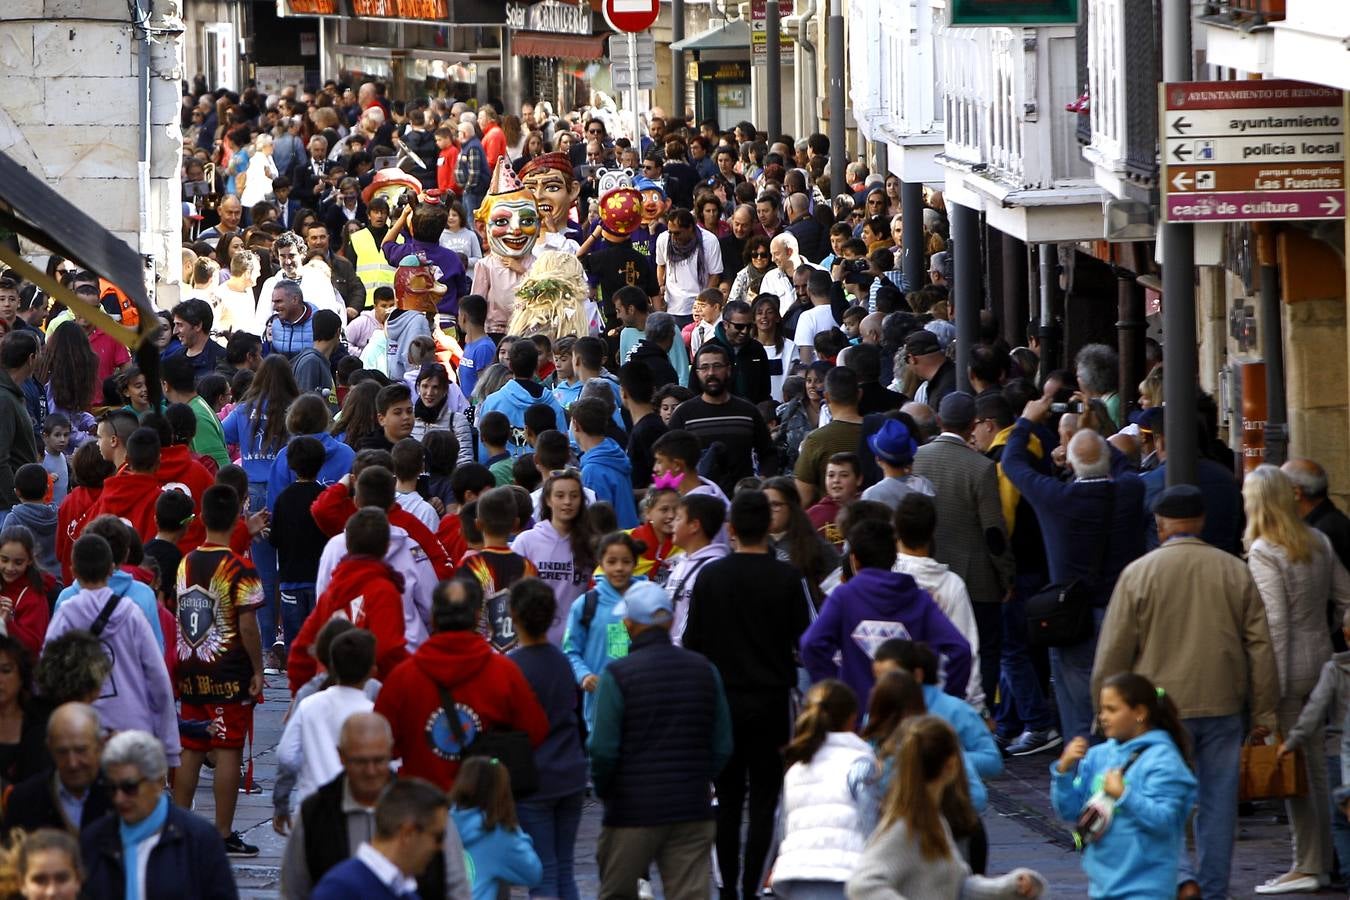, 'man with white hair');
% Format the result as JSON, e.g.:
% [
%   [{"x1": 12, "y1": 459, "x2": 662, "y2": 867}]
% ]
[
  {"x1": 761, "y1": 232, "x2": 803, "y2": 316},
  {"x1": 784, "y1": 193, "x2": 826, "y2": 263},
  {"x1": 999, "y1": 394, "x2": 1147, "y2": 743}
]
